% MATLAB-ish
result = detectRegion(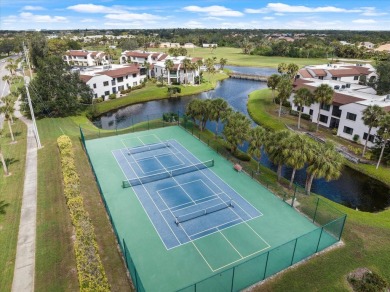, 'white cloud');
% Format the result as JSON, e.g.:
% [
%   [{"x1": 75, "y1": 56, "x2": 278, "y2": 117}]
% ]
[
  {"x1": 104, "y1": 13, "x2": 163, "y2": 21},
  {"x1": 183, "y1": 5, "x2": 243, "y2": 17},
  {"x1": 352, "y1": 19, "x2": 376, "y2": 23},
  {"x1": 22, "y1": 6, "x2": 45, "y2": 11},
  {"x1": 263, "y1": 16, "x2": 275, "y2": 20},
  {"x1": 246, "y1": 3, "x2": 362, "y2": 14},
  {"x1": 80, "y1": 18, "x2": 96, "y2": 23},
  {"x1": 184, "y1": 20, "x2": 205, "y2": 28},
  {"x1": 19, "y1": 12, "x2": 68, "y2": 23},
  {"x1": 67, "y1": 4, "x2": 122, "y2": 14},
  {"x1": 360, "y1": 7, "x2": 387, "y2": 16}
]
